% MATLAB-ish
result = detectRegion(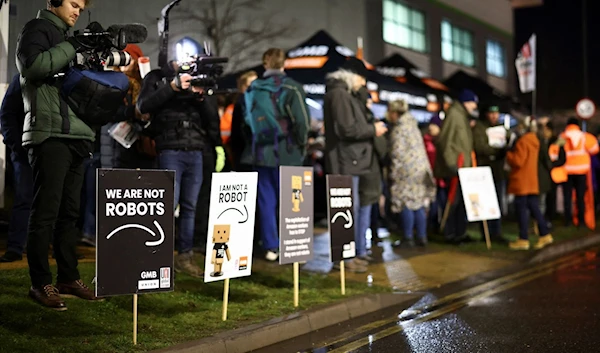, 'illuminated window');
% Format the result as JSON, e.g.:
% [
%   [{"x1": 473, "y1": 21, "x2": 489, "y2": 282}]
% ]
[
  {"x1": 441, "y1": 20, "x2": 475, "y2": 67},
  {"x1": 383, "y1": 0, "x2": 427, "y2": 52},
  {"x1": 487, "y1": 40, "x2": 506, "y2": 77}
]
